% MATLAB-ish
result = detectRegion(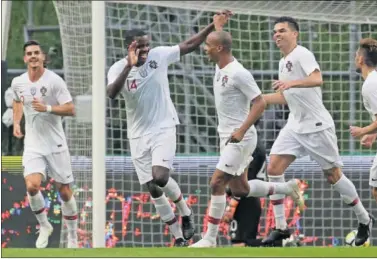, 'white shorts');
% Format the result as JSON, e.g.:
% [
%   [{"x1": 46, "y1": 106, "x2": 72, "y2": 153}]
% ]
[
  {"x1": 370, "y1": 154, "x2": 377, "y2": 188},
  {"x1": 23, "y1": 149, "x2": 74, "y2": 184},
  {"x1": 270, "y1": 126, "x2": 343, "y2": 170},
  {"x1": 216, "y1": 136, "x2": 257, "y2": 176},
  {"x1": 129, "y1": 127, "x2": 176, "y2": 185}
]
